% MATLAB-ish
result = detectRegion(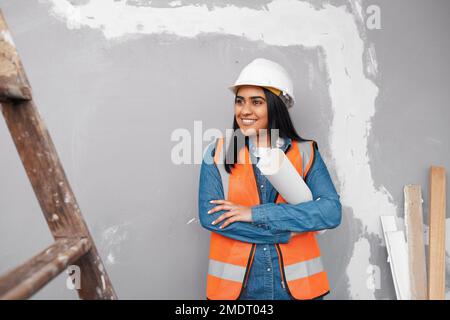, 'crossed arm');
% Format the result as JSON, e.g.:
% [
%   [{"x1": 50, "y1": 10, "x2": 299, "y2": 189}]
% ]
[{"x1": 197, "y1": 143, "x2": 342, "y2": 244}]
